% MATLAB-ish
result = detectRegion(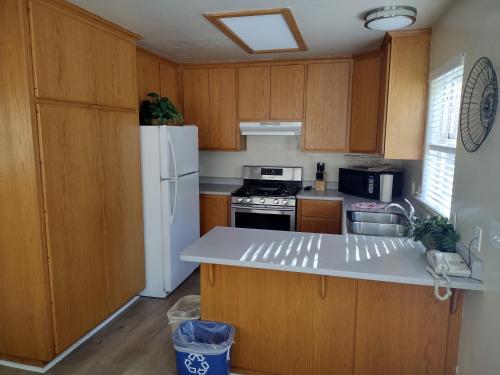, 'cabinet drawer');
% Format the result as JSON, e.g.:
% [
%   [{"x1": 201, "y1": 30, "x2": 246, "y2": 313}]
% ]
[{"x1": 299, "y1": 200, "x2": 342, "y2": 218}]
